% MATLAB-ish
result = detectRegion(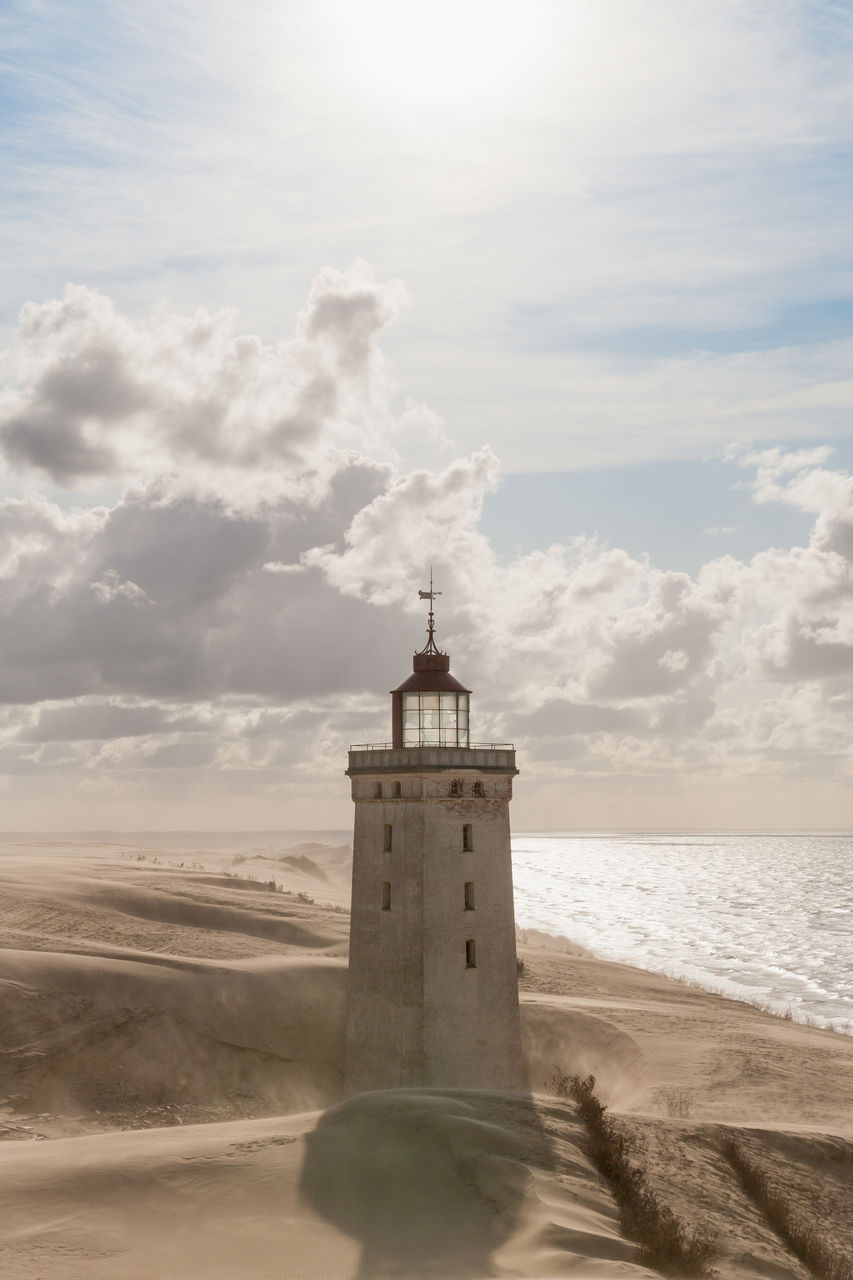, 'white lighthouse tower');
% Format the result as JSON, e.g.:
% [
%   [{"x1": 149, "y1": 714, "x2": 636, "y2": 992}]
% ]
[{"x1": 344, "y1": 580, "x2": 523, "y2": 1093}]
